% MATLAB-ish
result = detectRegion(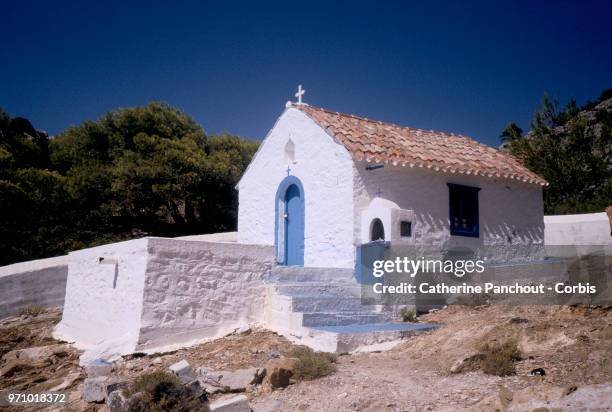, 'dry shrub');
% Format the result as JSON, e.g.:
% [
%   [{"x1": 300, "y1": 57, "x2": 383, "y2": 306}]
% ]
[
  {"x1": 287, "y1": 346, "x2": 337, "y2": 380},
  {"x1": 400, "y1": 307, "x2": 417, "y2": 322},
  {"x1": 125, "y1": 370, "x2": 208, "y2": 412},
  {"x1": 19, "y1": 305, "x2": 46, "y2": 317},
  {"x1": 479, "y1": 340, "x2": 522, "y2": 376}
]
